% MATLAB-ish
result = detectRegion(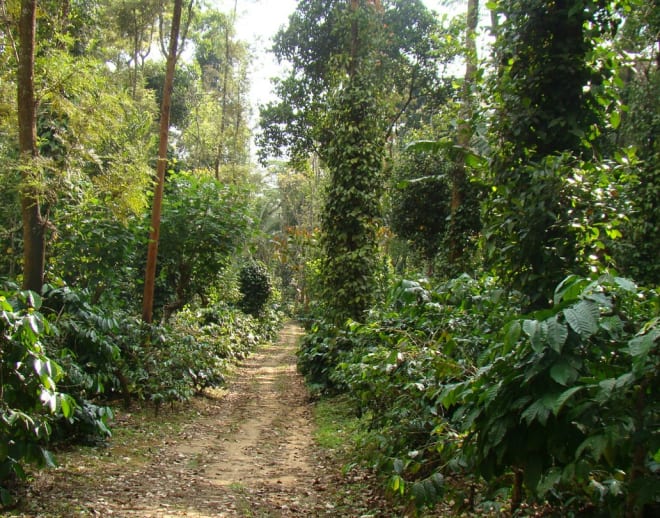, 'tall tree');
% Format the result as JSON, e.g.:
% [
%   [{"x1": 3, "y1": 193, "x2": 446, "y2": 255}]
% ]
[
  {"x1": 260, "y1": 0, "x2": 441, "y2": 322},
  {"x1": 185, "y1": 6, "x2": 251, "y2": 180},
  {"x1": 103, "y1": 0, "x2": 163, "y2": 98},
  {"x1": 17, "y1": 0, "x2": 44, "y2": 293},
  {"x1": 2, "y1": 0, "x2": 159, "y2": 290},
  {"x1": 485, "y1": 0, "x2": 608, "y2": 308},
  {"x1": 612, "y1": 0, "x2": 660, "y2": 285},
  {"x1": 446, "y1": 0, "x2": 479, "y2": 268},
  {"x1": 258, "y1": 0, "x2": 441, "y2": 165},
  {"x1": 142, "y1": 0, "x2": 187, "y2": 323},
  {"x1": 316, "y1": 0, "x2": 384, "y2": 322}
]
